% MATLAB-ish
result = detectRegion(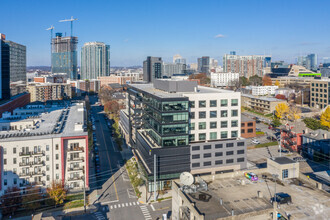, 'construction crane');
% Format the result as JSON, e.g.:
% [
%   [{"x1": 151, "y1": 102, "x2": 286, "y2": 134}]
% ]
[{"x1": 59, "y1": 16, "x2": 78, "y2": 37}]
